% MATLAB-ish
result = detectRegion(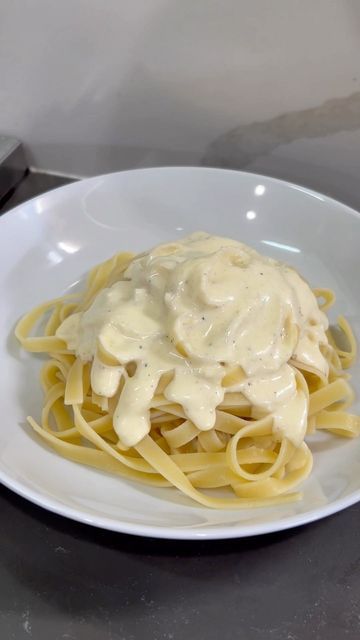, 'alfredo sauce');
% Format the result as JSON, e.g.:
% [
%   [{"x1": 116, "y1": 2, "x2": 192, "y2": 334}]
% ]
[{"x1": 57, "y1": 233, "x2": 329, "y2": 447}]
